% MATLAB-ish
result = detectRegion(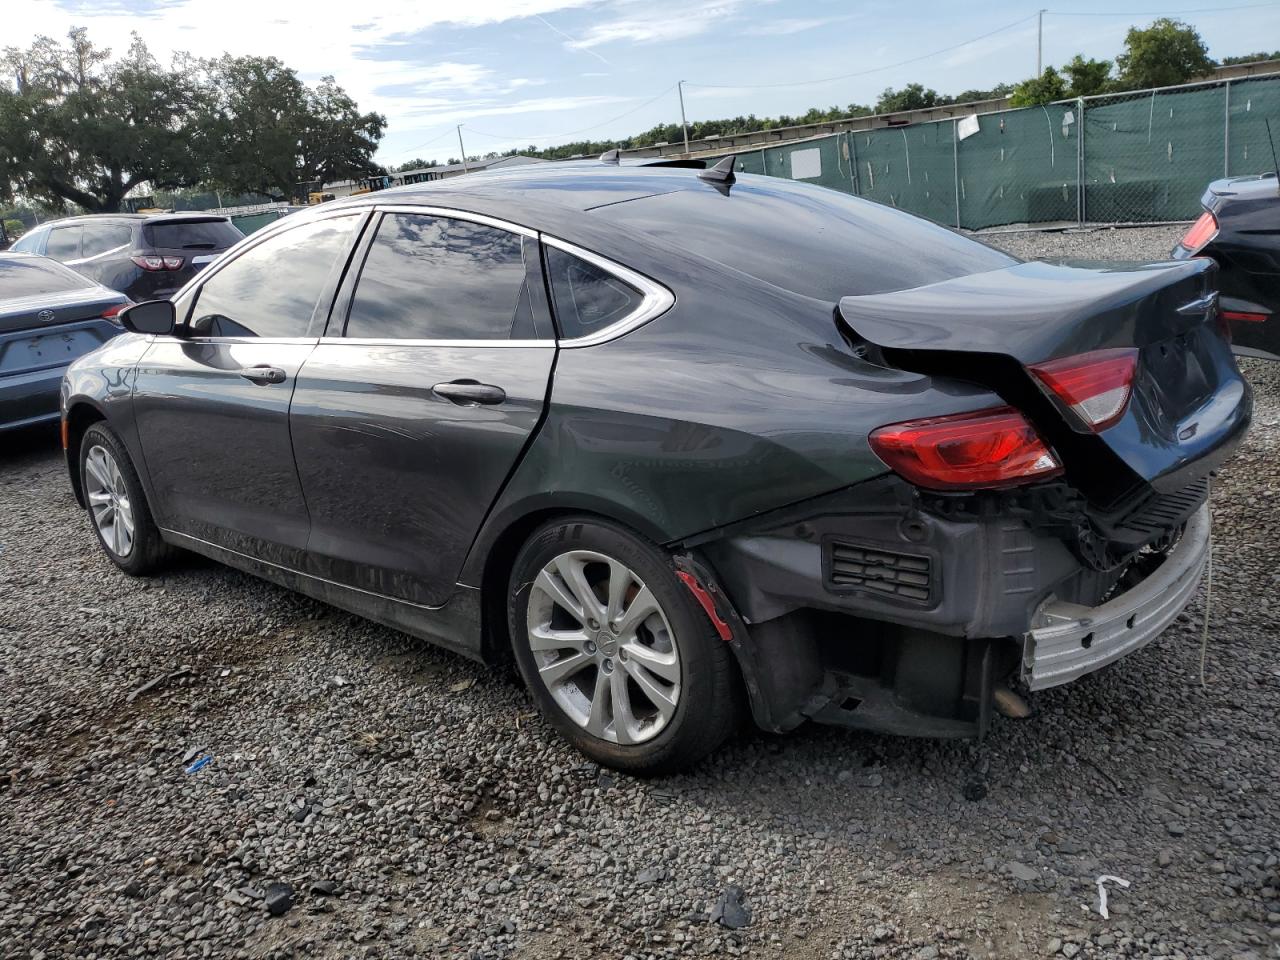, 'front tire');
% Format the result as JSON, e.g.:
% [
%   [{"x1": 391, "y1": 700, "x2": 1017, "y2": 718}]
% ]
[
  {"x1": 508, "y1": 517, "x2": 740, "y2": 774},
  {"x1": 80, "y1": 422, "x2": 174, "y2": 576}
]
